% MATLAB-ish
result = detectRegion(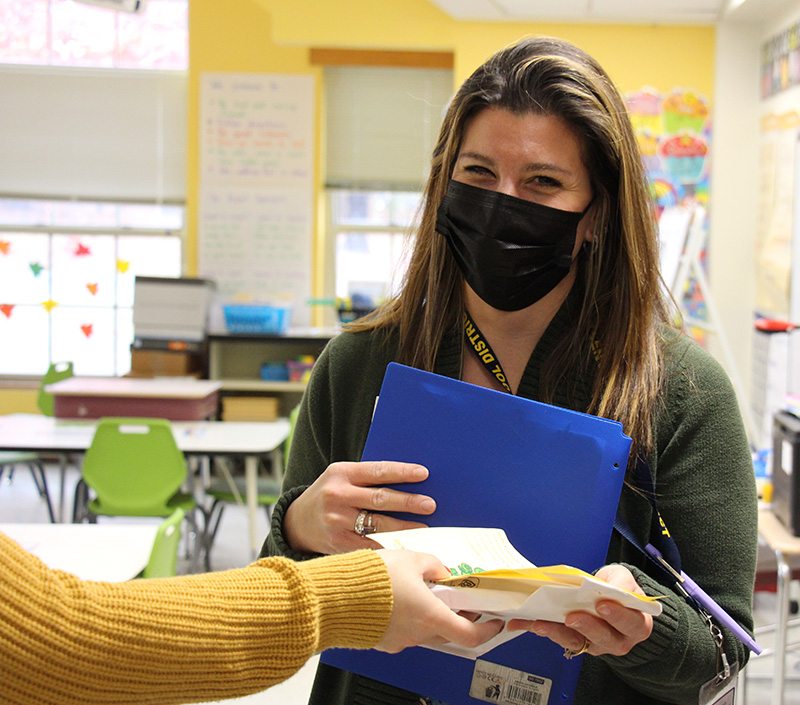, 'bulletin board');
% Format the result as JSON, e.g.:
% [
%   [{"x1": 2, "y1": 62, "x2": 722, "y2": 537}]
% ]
[
  {"x1": 625, "y1": 86, "x2": 711, "y2": 345},
  {"x1": 198, "y1": 73, "x2": 314, "y2": 326},
  {"x1": 756, "y1": 112, "x2": 800, "y2": 318}
]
